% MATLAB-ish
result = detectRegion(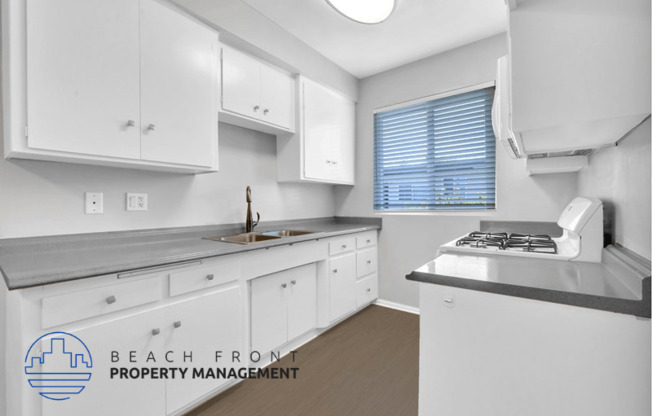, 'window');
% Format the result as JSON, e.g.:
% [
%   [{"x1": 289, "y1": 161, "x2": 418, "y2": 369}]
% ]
[{"x1": 373, "y1": 86, "x2": 496, "y2": 211}]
